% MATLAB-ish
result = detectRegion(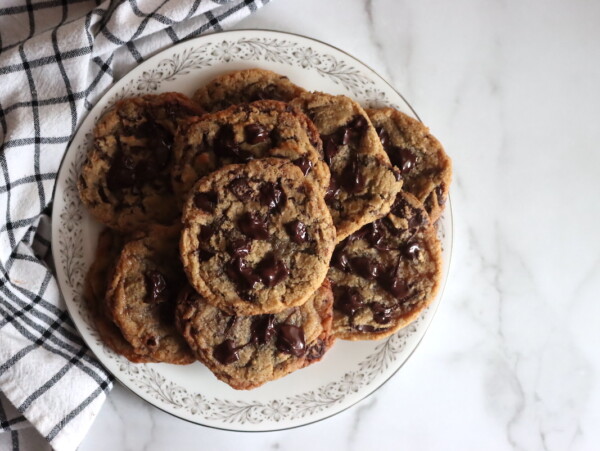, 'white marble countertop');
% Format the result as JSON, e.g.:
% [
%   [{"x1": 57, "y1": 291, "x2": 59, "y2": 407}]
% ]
[{"x1": 80, "y1": 0, "x2": 600, "y2": 449}]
